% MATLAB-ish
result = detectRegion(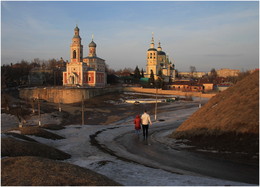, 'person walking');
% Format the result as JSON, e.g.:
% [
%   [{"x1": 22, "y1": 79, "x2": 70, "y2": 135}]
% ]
[
  {"x1": 141, "y1": 110, "x2": 152, "y2": 140},
  {"x1": 134, "y1": 114, "x2": 141, "y2": 136}
]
